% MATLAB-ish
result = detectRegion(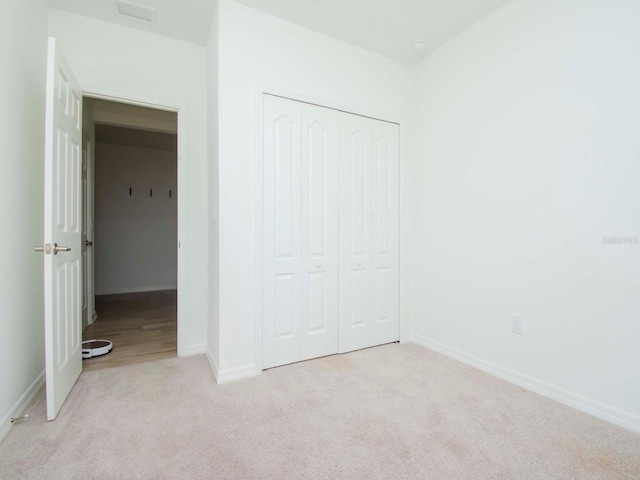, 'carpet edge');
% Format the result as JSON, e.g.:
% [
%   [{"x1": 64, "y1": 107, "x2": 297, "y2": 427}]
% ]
[{"x1": 410, "y1": 334, "x2": 640, "y2": 434}]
